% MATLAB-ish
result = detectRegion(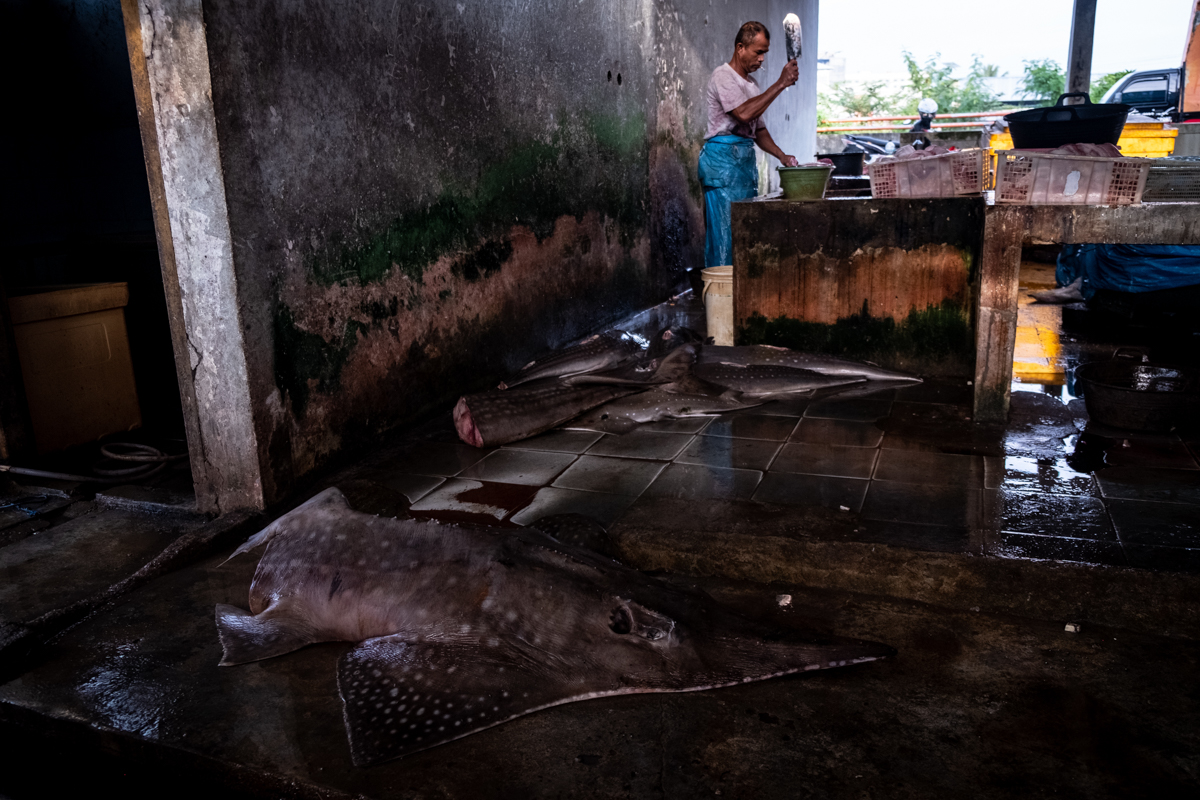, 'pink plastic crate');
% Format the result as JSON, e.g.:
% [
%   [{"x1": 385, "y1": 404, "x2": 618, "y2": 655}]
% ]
[
  {"x1": 994, "y1": 150, "x2": 1150, "y2": 205},
  {"x1": 869, "y1": 149, "x2": 987, "y2": 198}
]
